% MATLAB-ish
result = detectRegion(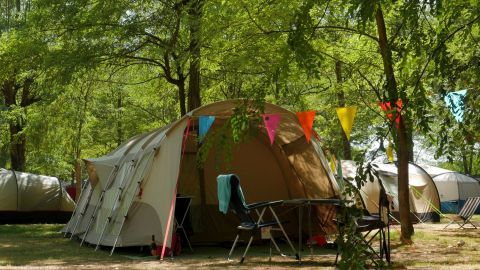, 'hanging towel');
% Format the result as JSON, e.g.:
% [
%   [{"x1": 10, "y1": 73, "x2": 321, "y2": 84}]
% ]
[{"x1": 217, "y1": 174, "x2": 247, "y2": 214}]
